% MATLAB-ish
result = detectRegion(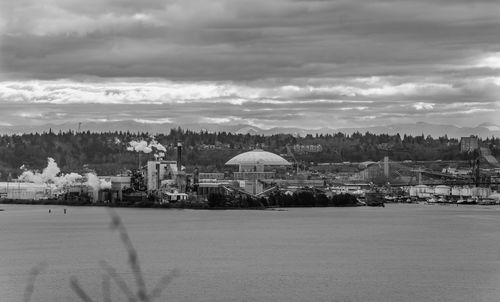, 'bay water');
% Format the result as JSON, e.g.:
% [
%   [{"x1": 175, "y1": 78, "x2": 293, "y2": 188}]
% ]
[{"x1": 1, "y1": 204, "x2": 500, "y2": 301}]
